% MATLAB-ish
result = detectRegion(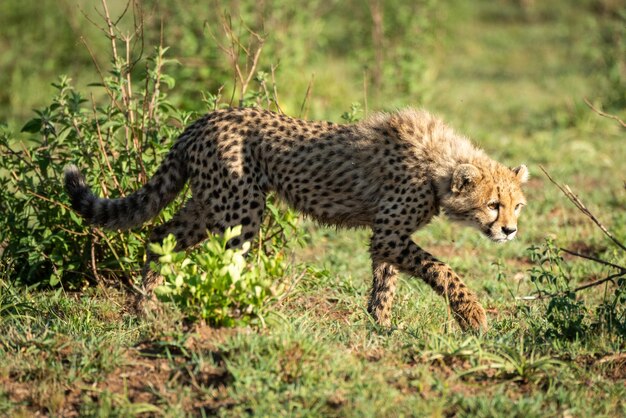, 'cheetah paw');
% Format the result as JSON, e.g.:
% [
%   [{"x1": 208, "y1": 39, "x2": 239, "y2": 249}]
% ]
[{"x1": 454, "y1": 302, "x2": 488, "y2": 333}]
